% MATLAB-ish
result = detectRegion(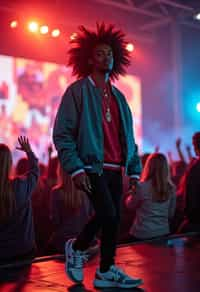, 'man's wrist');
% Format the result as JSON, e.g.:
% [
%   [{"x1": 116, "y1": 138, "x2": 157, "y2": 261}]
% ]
[
  {"x1": 71, "y1": 169, "x2": 85, "y2": 179},
  {"x1": 129, "y1": 176, "x2": 140, "y2": 187},
  {"x1": 129, "y1": 175, "x2": 140, "y2": 180}
]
